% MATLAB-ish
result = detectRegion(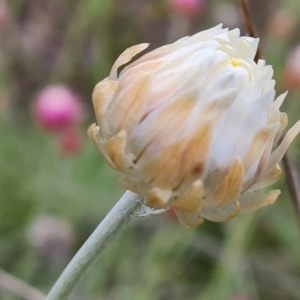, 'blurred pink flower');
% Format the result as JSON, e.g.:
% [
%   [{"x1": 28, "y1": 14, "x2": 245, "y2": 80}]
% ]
[
  {"x1": 58, "y1": 126, "x2": 83, "y2": 157},
  {"x1": 33, "y1": 85, "x2": 83, "y2": 132},
  {"x1": 268, "y1": 10, "x2": 296, "y2": 38},
  {"x1": 0, "y1": 0, "x2": 9, "y2": 28},
  {"x1": 282, "y1": 45, "x2": 300, "y2": 91},
  {"x1": 168, "y1": 0, "x2": 205, "y2": 17}
]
